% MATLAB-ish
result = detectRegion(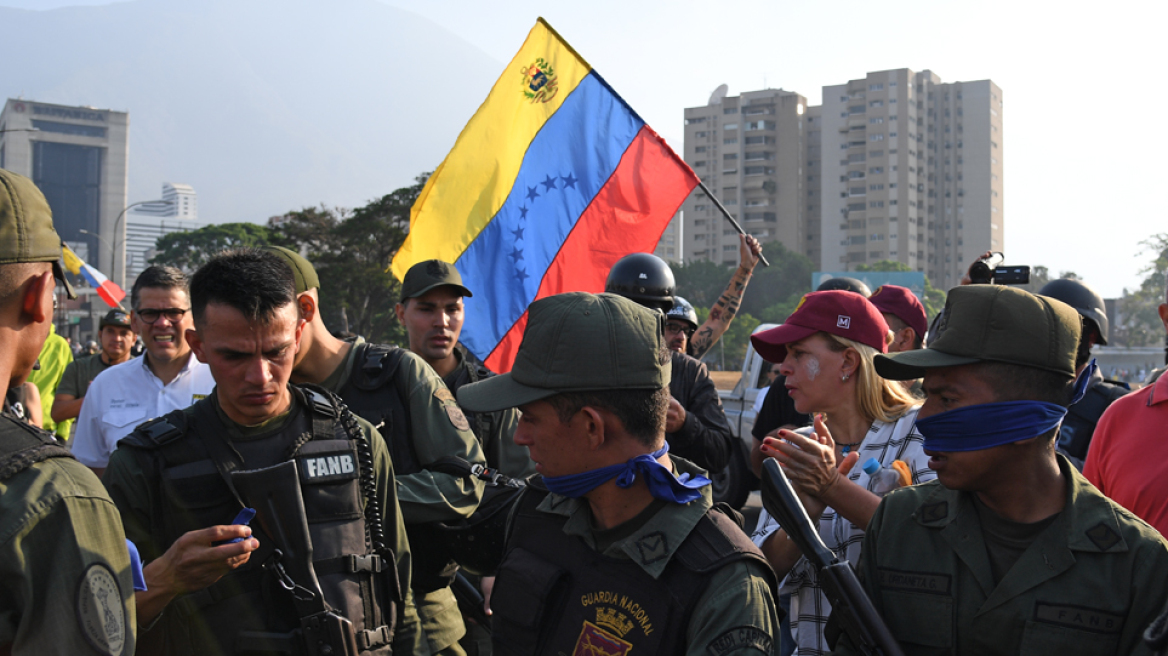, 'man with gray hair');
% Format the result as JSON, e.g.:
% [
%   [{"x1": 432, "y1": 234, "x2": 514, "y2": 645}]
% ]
[{"x1": 73, "y1": 265, "x2": 215, "y2": 476}]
